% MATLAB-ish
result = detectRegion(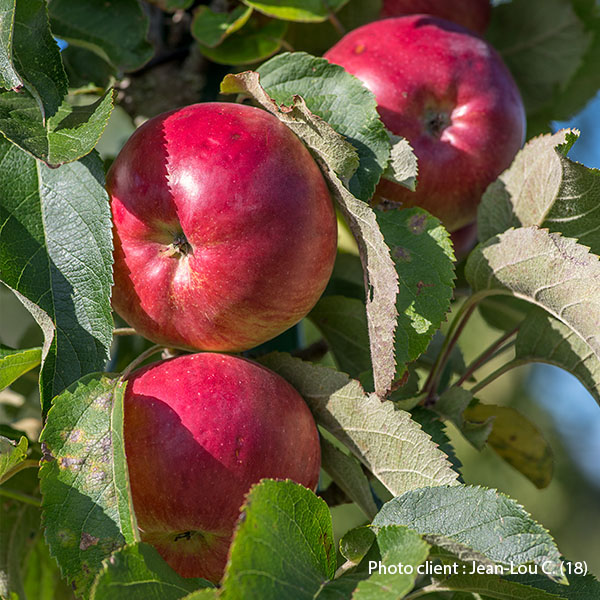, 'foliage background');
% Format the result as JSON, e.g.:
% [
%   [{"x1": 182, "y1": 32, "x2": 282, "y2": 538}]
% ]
[{"x1": 2, "y1": 0, "x2": 600, "y2": 596}]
